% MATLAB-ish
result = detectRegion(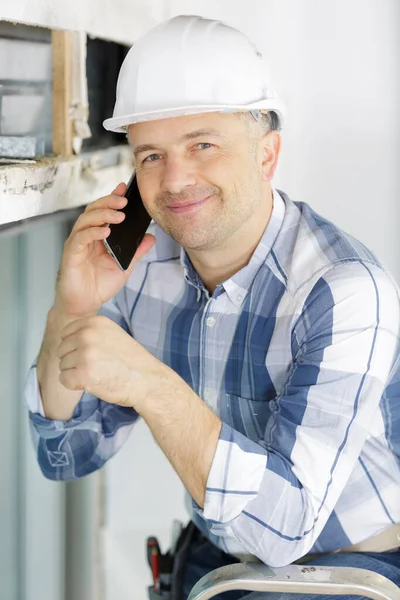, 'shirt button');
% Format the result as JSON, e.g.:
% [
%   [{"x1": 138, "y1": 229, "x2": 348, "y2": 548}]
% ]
[
  {"x1": 237, "y1": 294, "x2": 243, "y2": 303},
  {"x1": 206, "y1": 316, "x2": 216, "y2": 327}
]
